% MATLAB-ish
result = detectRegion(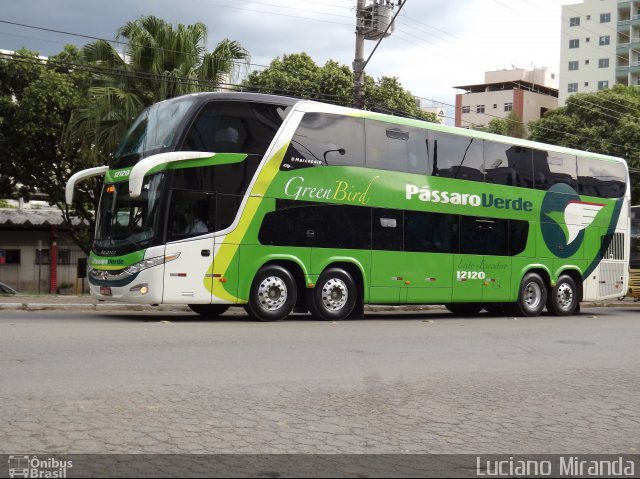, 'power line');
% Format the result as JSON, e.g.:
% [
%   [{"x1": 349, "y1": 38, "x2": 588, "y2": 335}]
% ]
[
  {"x1": 4, "y1": 50, "x2": 639, "y2": 163},
  {"x1": 0, "y1": 20, "x2": 270, "y2": 70}
]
